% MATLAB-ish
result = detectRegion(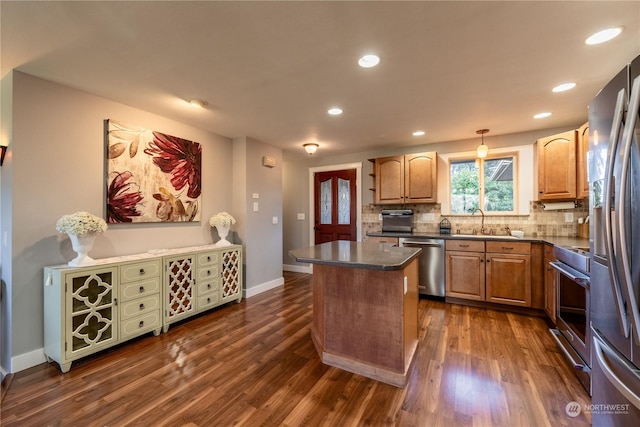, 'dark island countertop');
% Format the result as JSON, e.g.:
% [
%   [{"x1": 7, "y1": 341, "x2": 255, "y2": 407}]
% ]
[{"x1": 289, "y1": 240, "x2": 421, "y2": 271}]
